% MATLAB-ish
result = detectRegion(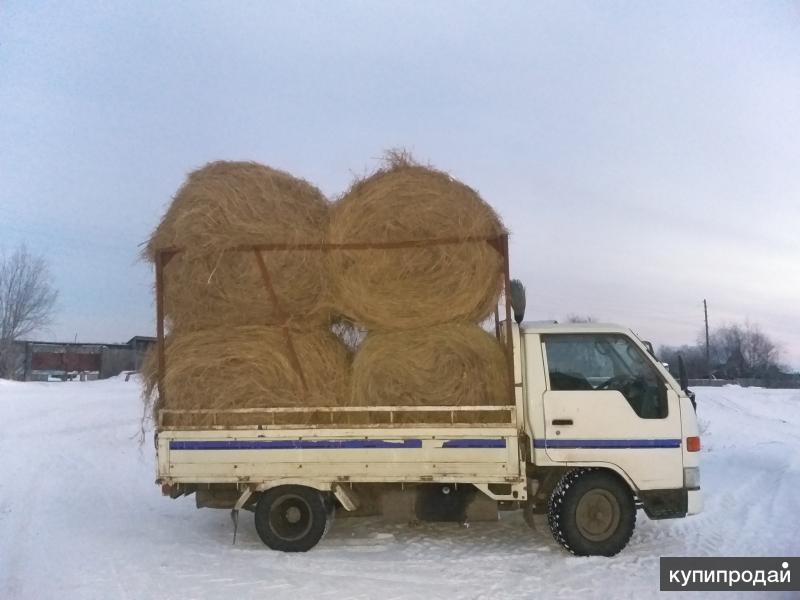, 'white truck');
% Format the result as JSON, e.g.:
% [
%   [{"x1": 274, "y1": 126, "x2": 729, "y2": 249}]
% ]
[{"x1": 155, "y1": 311, "x2": 702, "y2": 556}]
